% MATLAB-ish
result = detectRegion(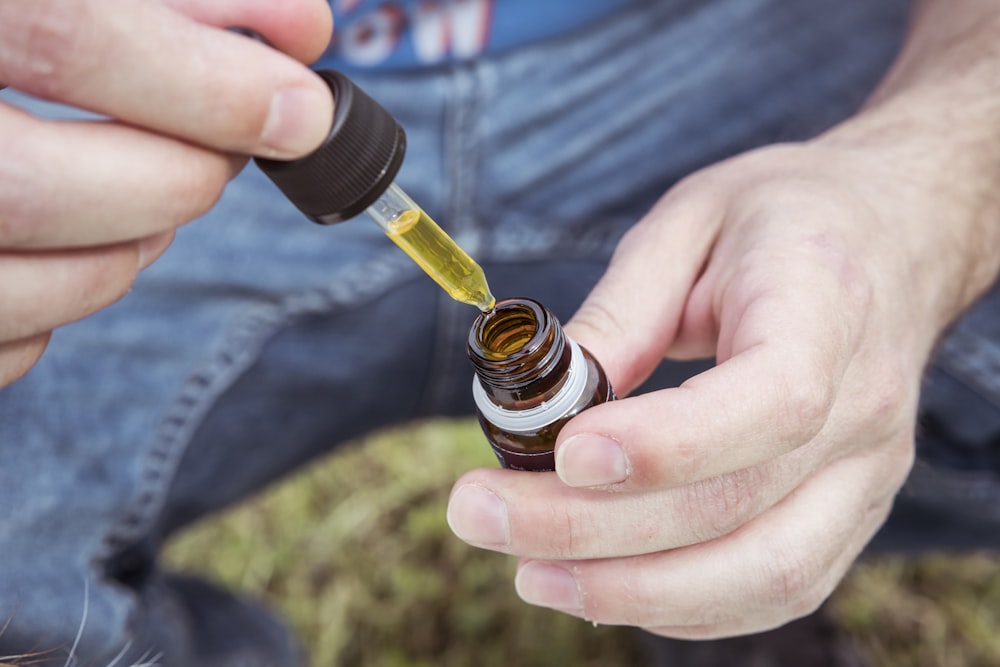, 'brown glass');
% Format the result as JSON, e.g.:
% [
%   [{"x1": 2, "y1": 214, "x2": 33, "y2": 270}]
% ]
[{"x1": 468, "y1": 297, "x2": 615, "y2": 471}]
